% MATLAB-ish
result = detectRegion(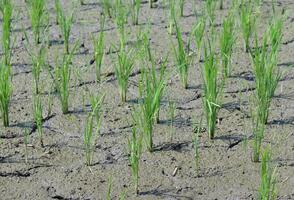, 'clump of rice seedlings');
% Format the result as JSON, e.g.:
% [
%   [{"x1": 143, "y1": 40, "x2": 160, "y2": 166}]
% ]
[
  {"x1": 114, "y1": 47, "x2": 135, "y2": 103},
  {"x1": 239, "y1": 0, "x2": 256, "y2": 52},
  {"x1": 27, "y1": 0, "x2": 47, "y2": 44},
  {"x1": 0, "y1": 62, "x2": 12, "y2": 127},
  {"x1": 23, "y1": 128, "x2": 30, "y2": 164},
  {"x1": 128, "y1": 120, "x2": 143, "y2": 195},
  {"x1": 167, "y1": 100, "x2": 176, "y2": 141},
  {"x1": 0, "y1": 0, "x2": 13, "y2": 65},
  {"x1": 220, "y1": 12, "x2": 236, "y2": 78},
  {"x1": 205, "y1": 0, "x2": 216, "y2": 26},
  {"x1": 56, "y1": 1, "x2": 74, "y2": 54},
  {"x1": 92, "y1": 15, "x2": 105, "y2": 82},
  {"x1": 179, "y1": 0, "x2": 185, "y2": 17},
  {"x1": 258, "y1": 147, "x2": 277, "y2": 199},
  {"x1": 268, "y1": 17, "x2": 283, "y2": 59},
  {"x1": 114, "y1": 0, "x2": 128, "y2": 47},
  {"x1": 171, "y1": 19, "x2": 192, "y2": 89},
  {"x1": 192, "y1": 16, "x2": 206, "y2": 61},
  {"x1": 33, "y1": 94, "x2": 43, "y2": 147},
  {"x1": 202, "y1": 43, "x2": 222, "y2": 139},
  {"x1": 129, "y1": 0, "x2": 141, "y2": 25},
  {"x1": 53, "y1": 44, "x2": 78, "y2": 114},
  {"x1": 84, "y1": 114, "x2": 95, "y2": 166}
]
